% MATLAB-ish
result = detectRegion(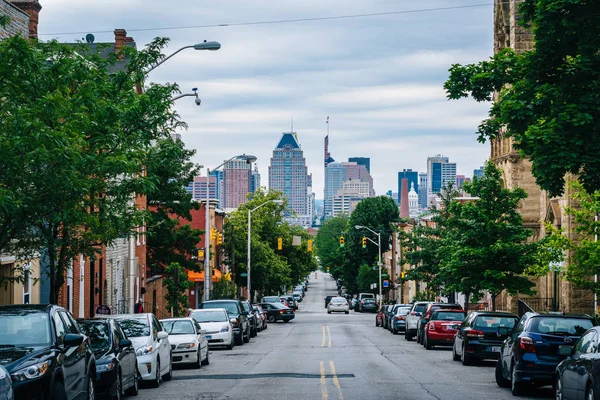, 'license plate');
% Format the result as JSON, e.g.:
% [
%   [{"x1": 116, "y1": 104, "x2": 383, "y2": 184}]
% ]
[
  {"x1": 492, "y1": 346, "x2": 501, "y2": 352},
  {"x1": 205, "y1": 335, "x2": 212, "y2": 340}
]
